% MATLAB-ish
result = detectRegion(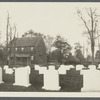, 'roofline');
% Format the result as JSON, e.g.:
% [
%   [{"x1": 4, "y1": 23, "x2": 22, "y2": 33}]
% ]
[
  {"x1": 8, "y1": 36, "x2": 43, "y2": 47},
  {"x1": 34, "y1": 36, "x2": 43, "y2": 48}
]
